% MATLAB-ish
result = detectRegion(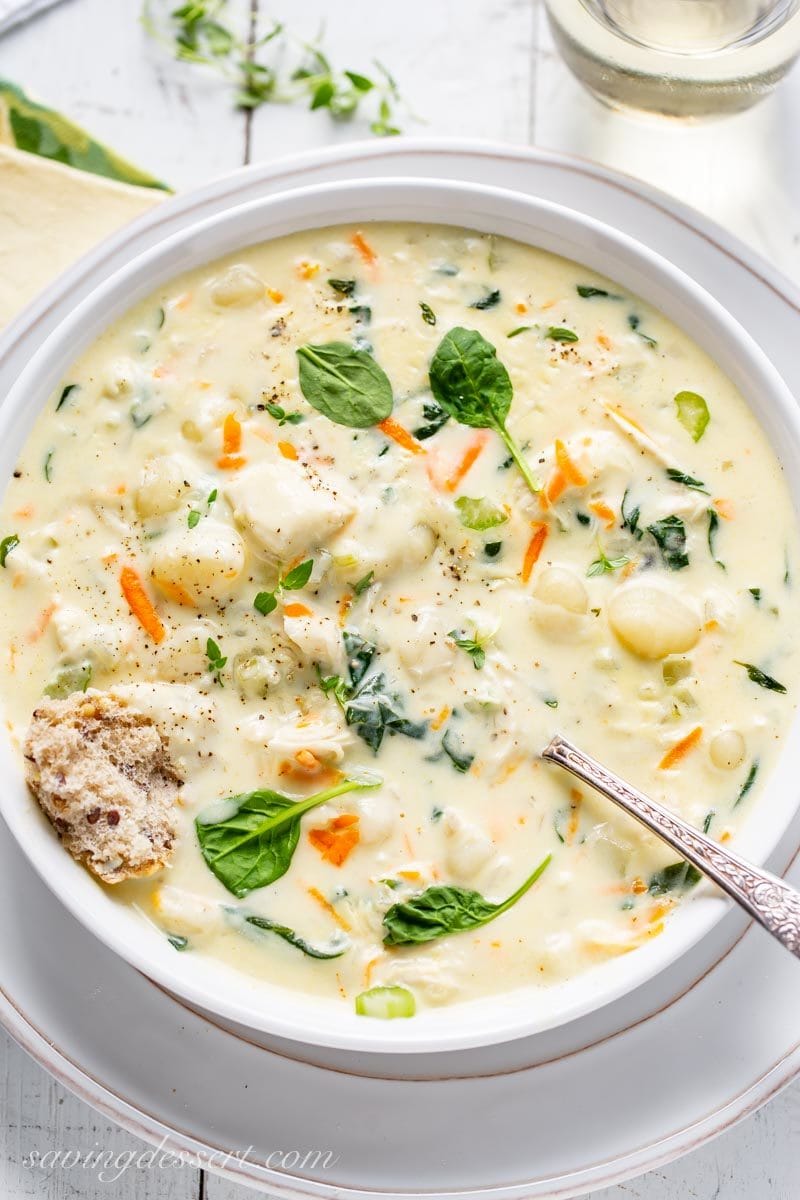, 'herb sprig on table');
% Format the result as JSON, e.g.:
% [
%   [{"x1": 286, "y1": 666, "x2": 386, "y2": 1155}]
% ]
[{"x1": 142, "y1": 1, "x2": 407, "y2": 134}]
